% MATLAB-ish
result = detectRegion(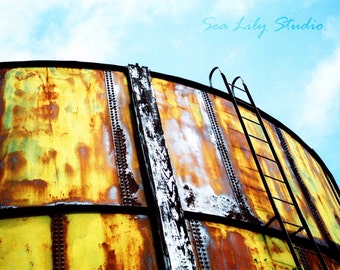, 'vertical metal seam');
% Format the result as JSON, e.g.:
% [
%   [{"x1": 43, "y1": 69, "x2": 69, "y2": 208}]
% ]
[
  {"x1": 189, "y1": 220, "x2": 211, "y2": 269},
  {"x1": 104, "y1": 70, "x2": 140, "y2": 206},
  {"x1": 200, "y1": 90, "x2": 259, "y2": 223},
  {"x1": 51, "y1": 213, "x2": 66, "y2": 270},
  {"x1": 127, "y1": 64, "x2": 196, "y2": 269},
  {"x1": 275, "y1": 125, "x2": 334, "y2": 248}
]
